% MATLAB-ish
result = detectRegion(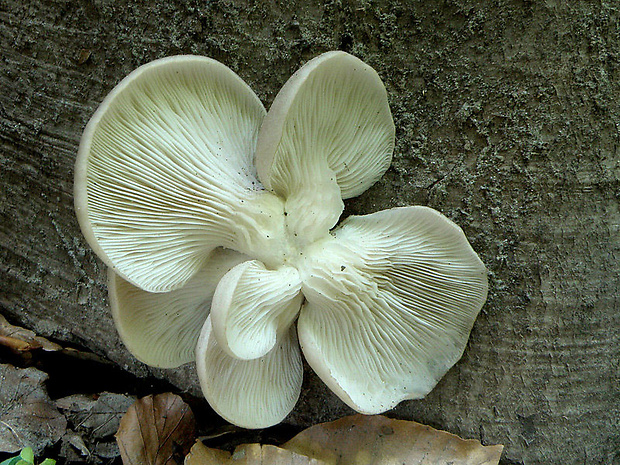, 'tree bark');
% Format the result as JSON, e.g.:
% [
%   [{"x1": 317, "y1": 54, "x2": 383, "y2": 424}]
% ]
[{"x1": 1, "y1": 1, "x2": 618, "y2": 463}]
